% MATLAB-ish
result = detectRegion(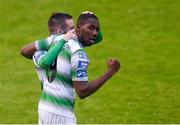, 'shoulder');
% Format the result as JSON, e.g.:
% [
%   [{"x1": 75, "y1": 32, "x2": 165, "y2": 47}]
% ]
[
  {"x1": 71, "y1": 49, "x2": 89, "y2": 66},
  {"x1": 35, "y1": 35, "x2": 56, "y2": 51},
  {"x1": 53, "y1": 34, "x2": 65, "y2": 42},
  {"x1": 65, "y1": 39, "x2": 83, "y2": 54}
]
